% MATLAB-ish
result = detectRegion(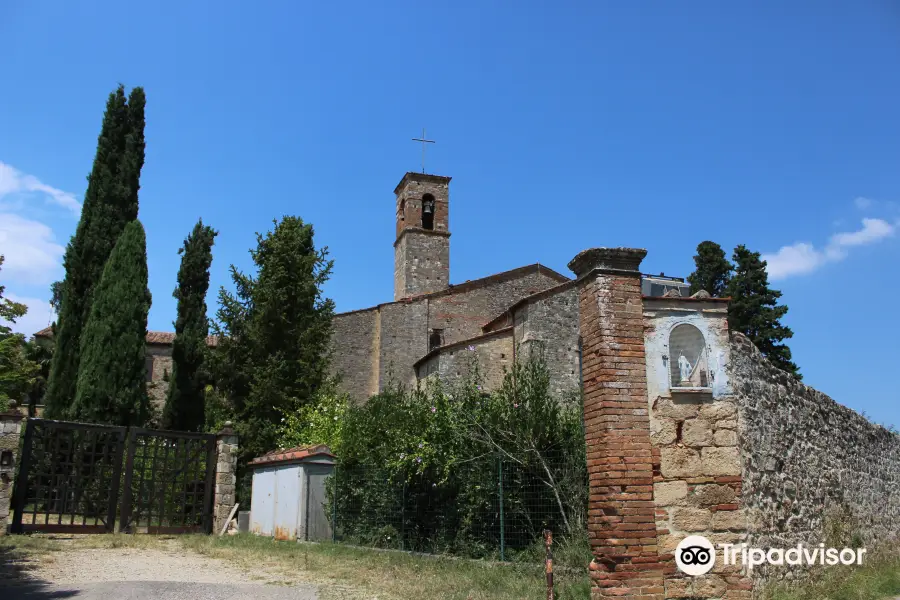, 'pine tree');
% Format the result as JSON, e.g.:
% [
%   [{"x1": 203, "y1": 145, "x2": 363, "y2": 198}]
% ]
[
  {"x1": 212, "y1": 217, "x2": 335, "y2": 497},
  {"x1": 687, "y1": 241, "x2": 733, "y2": 297},
  {"x1": 162, "y1": 220, "x2": 218, "y2": 432},
  {"x1": 71, "y1": 220, "x2": 152, "y2": 426},
  {"x1": 44, "y1": 86, "x2": 146, "y2": 418},
  {"x1": 725, "y1": 245, "x2": 801, "y2": 378}
]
